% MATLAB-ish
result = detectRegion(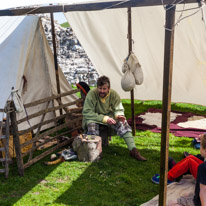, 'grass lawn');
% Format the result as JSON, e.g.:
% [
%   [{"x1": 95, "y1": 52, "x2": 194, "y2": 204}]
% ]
[{"x1": 0, "y1": 100, "x2": 205, "y2": 206}]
